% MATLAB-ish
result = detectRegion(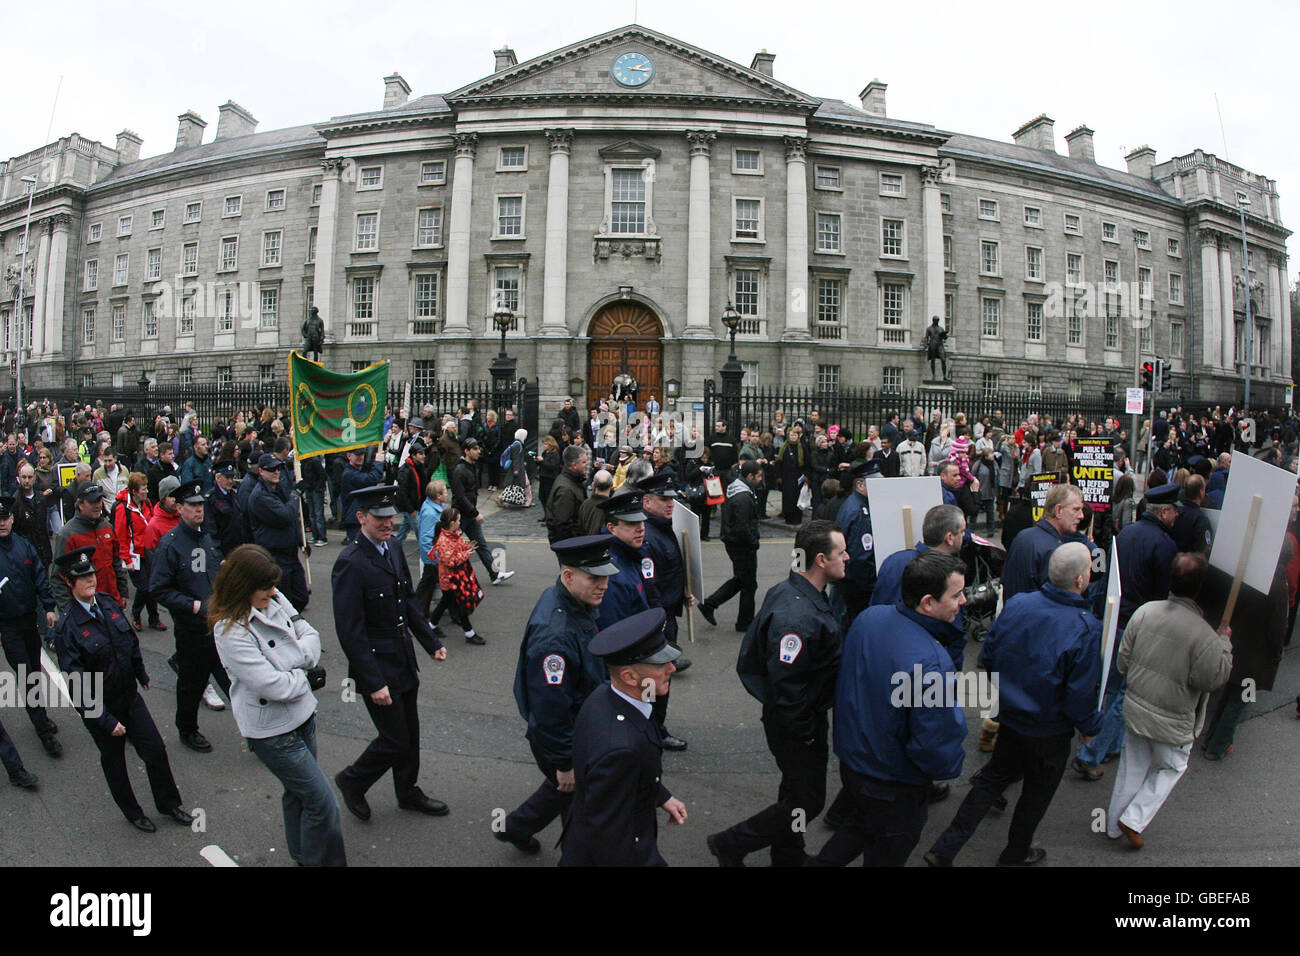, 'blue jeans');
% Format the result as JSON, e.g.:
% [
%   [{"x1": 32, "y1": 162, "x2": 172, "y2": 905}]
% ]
[
  {"x1": 394, "y1": 510, "x2": 415, "y2": 542},
  {"x1": 306, "y1": 488, "x2": 326, "y2": 541},
  {"x1": 1079, "y1": 677, "x2": 1127, "y2": 765},
  {"x1": 247, "y1": 714, "x2": 347, "y2": 867},
  {"x1": 465, "y1": 516, "x2": 498, "y2": 581}
]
